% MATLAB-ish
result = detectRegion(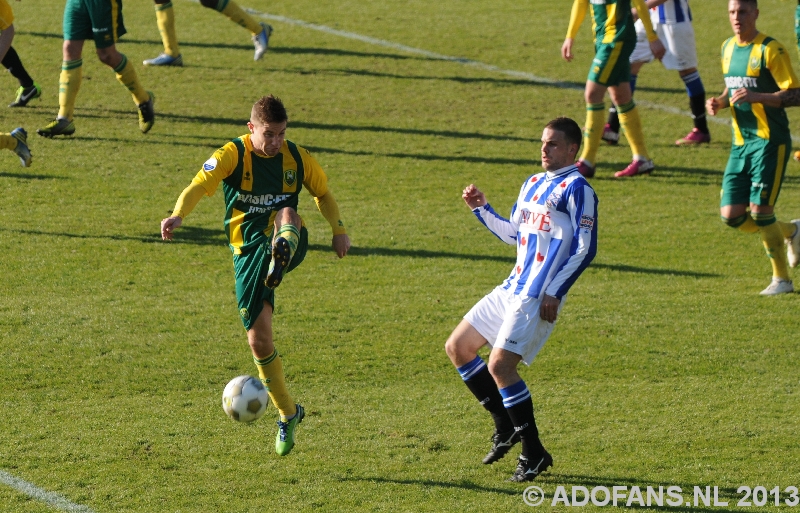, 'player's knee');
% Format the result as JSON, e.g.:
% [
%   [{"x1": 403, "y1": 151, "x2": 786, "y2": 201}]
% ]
[
  {"x1": 199, "y1": 0, "x2": 218, "y2": 9},
  {"x1": 721, "y1": 214, "x2": 748, "y2": 229}
]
